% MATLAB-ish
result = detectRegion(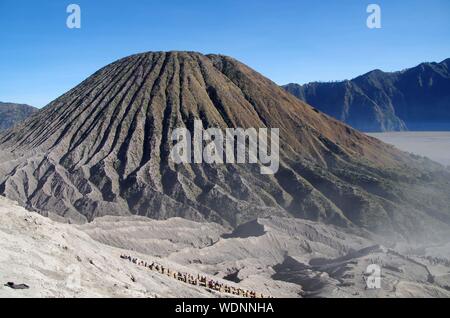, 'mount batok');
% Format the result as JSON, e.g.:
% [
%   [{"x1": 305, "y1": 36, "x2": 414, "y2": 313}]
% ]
[{"x1": 1, "y1": 51, "x2": 450, "y2": 242}]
